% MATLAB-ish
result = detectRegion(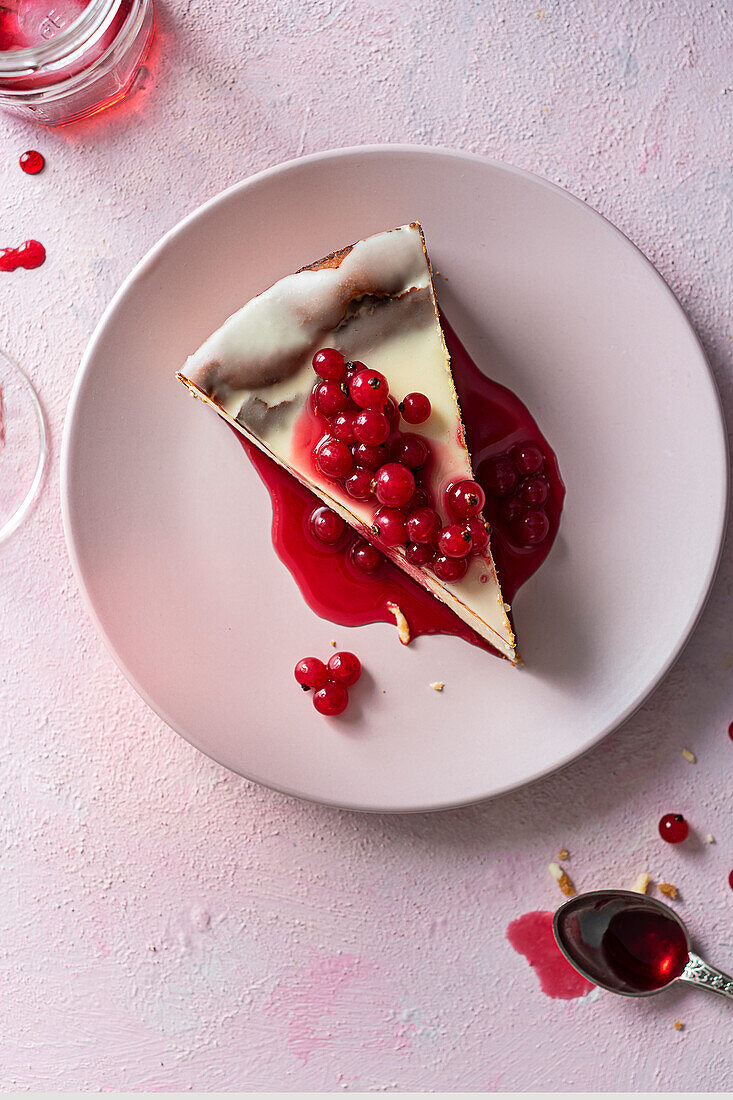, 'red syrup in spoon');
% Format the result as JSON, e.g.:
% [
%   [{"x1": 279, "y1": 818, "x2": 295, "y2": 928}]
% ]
[{"x1": 237, "y1": 315, "x2": 565, "y2": 655}]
